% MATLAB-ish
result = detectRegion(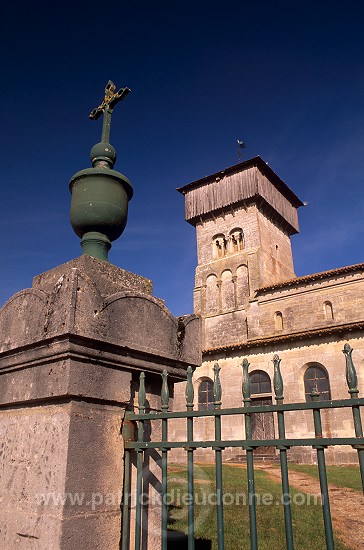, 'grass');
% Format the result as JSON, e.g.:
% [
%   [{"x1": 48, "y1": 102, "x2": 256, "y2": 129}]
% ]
[
  {"x1": 287, "y1": 463, "x2": 363, "y2": 493},
  {"x1": 167, "y1": 463, "x2": 352, "y2": 550}
]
